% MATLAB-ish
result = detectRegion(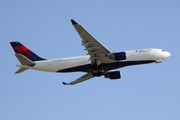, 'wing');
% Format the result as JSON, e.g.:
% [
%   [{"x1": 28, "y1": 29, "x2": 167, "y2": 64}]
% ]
[
  {"x1": 62, "y1": 72, "x2": 94, "y2": 85},
  {"x1": 71, "y1": 19, "x2": 111, "y2": 65}
]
